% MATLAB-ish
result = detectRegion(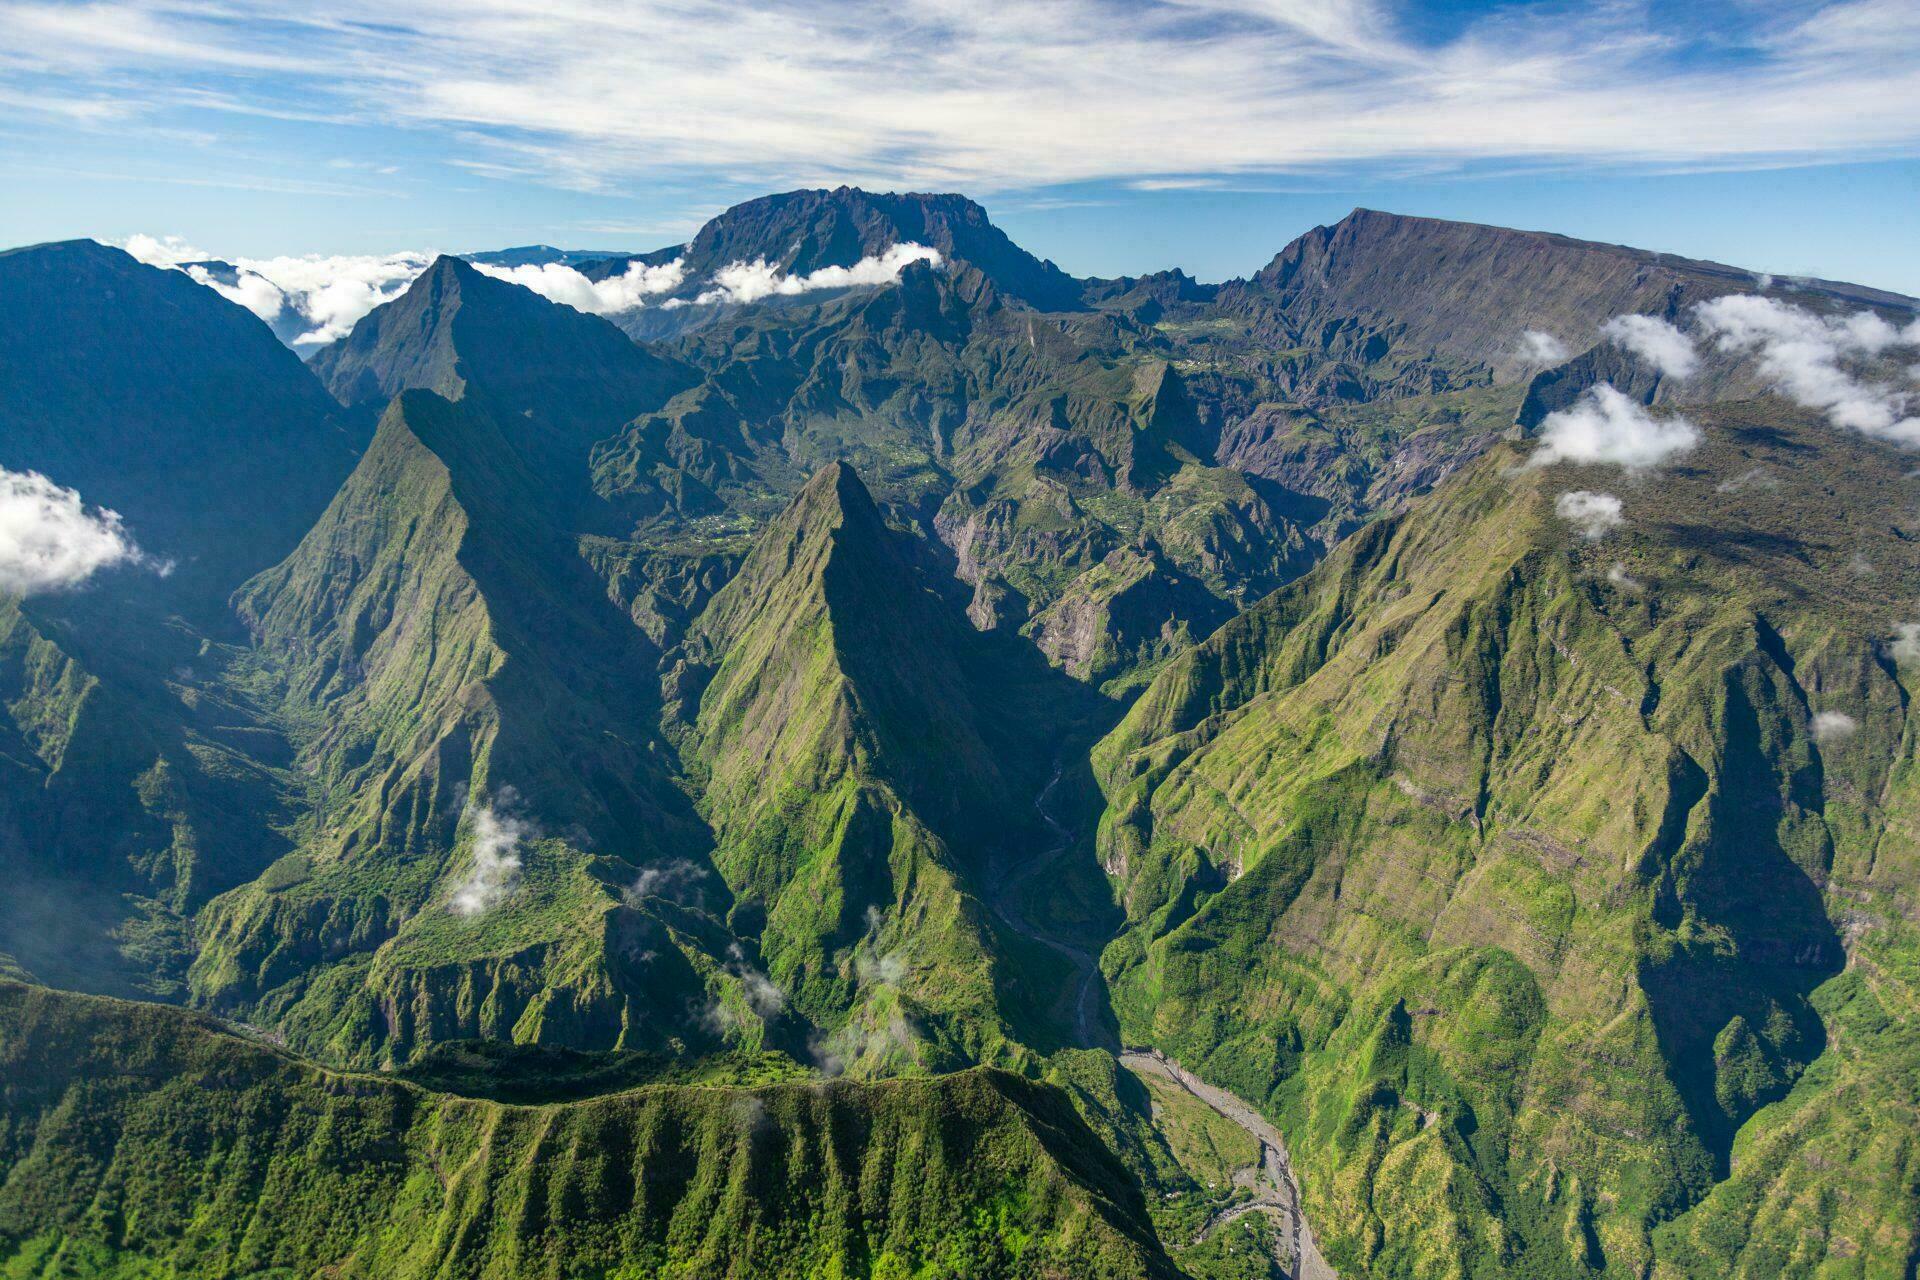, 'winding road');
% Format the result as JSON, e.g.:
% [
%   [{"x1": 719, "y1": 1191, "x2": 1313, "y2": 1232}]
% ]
[{"x1": 987, "y1": 760, "x2": 1337, "y2": 1279}]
